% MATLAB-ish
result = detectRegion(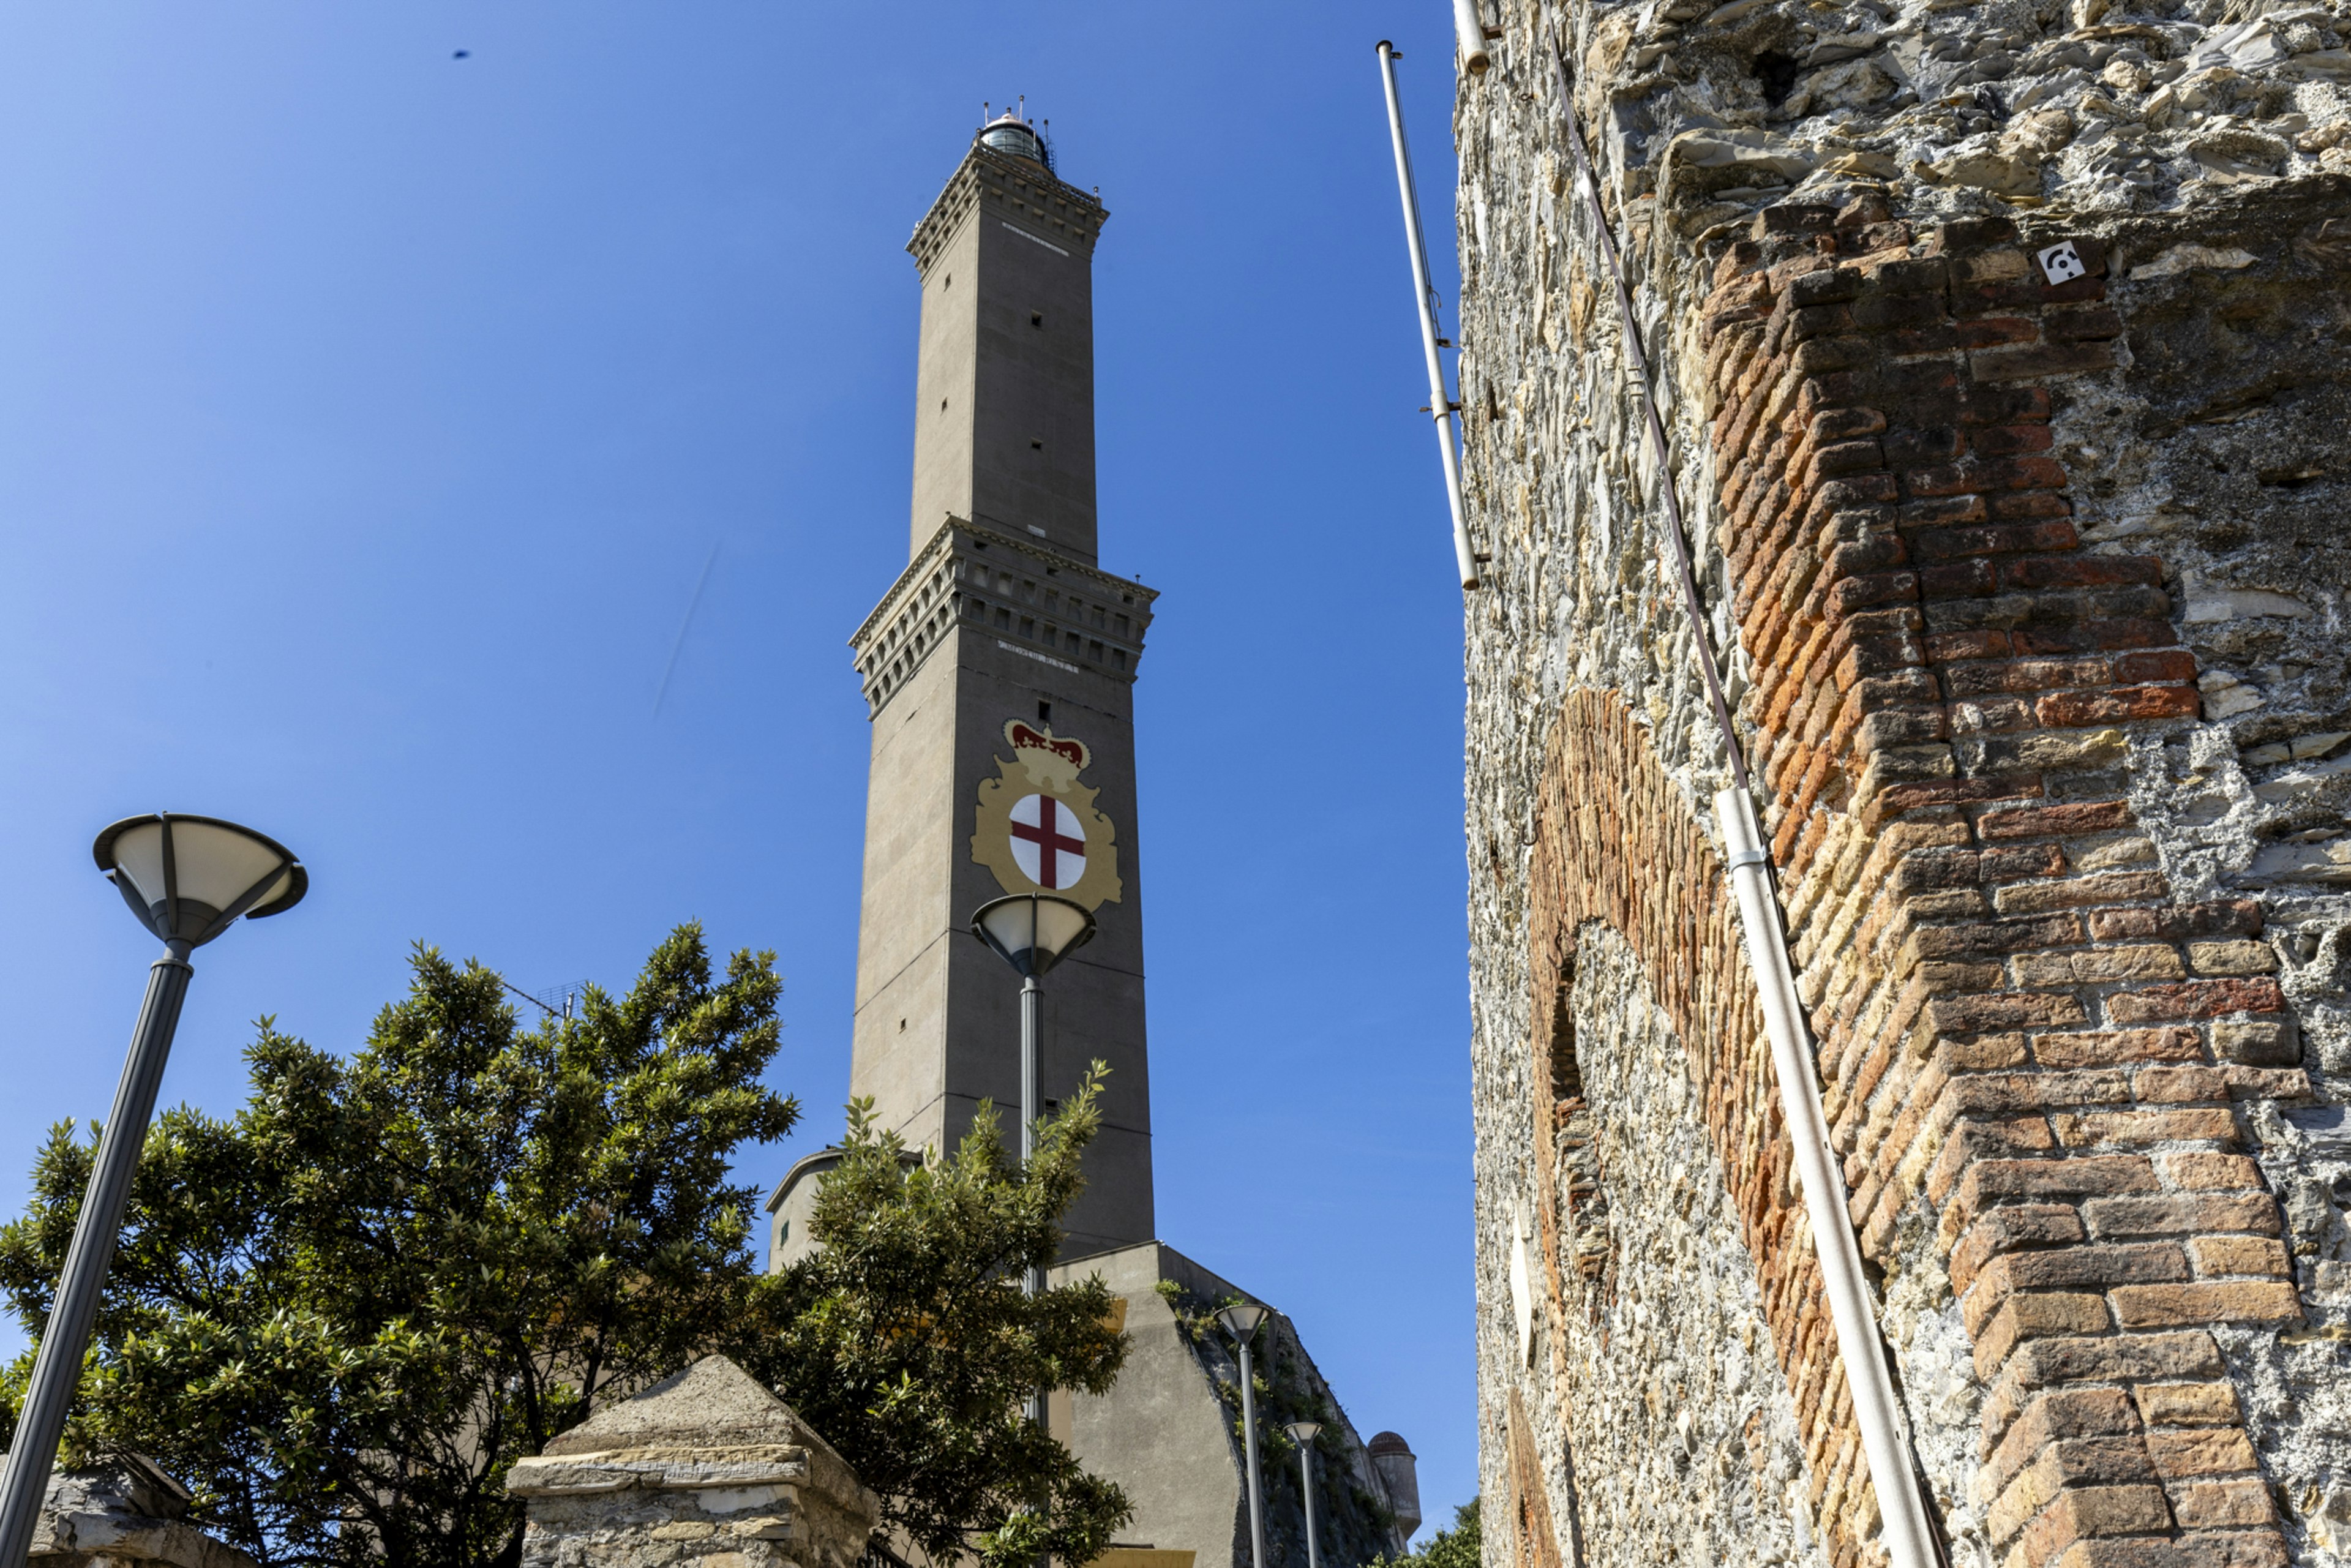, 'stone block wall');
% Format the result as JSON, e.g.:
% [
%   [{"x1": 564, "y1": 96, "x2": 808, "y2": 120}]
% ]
[
  {"x1": 506, "y1": 1356, "x2": 879, "y2": 1568},
  {"x1": 1455, "y1": 1, "x2": 2351, "y2": 1565},
  {"x1": 23, "y1": 1457, "x2": 260, "y2": 1568}
]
